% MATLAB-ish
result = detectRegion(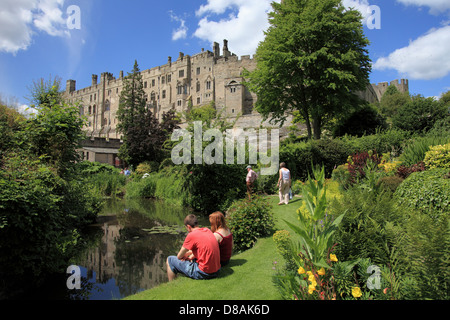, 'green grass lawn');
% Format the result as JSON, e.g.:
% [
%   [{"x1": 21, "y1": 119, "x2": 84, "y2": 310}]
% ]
[{"x1": 123, "y1": 195, "x2": 303, "y2": 300}]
